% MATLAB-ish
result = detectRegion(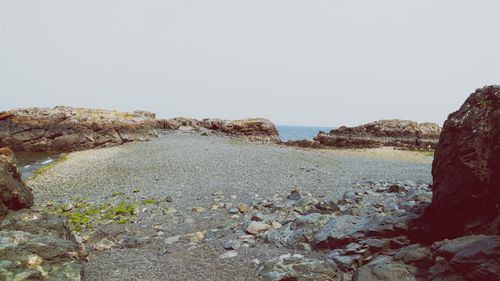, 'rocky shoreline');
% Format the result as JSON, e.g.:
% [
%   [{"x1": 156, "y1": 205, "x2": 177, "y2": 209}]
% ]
[
  {"x1": 0, "y1": 85, "x2": 498, "y2": 281},
  {"x1": 285, "y1": 119, "x2": 441, "y2": 151}
]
